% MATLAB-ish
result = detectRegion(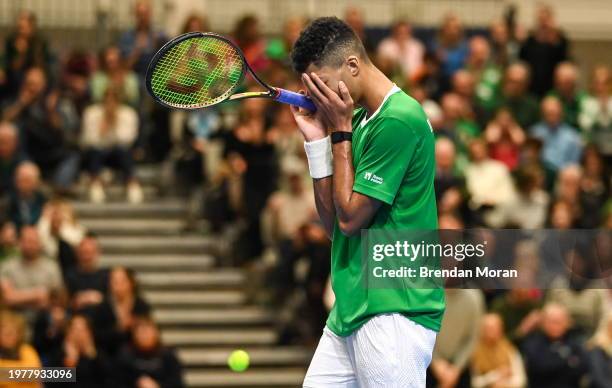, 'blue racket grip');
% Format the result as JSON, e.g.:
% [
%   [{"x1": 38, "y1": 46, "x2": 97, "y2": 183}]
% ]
[{"x1": 274, "y1": 88, "x2": 317, "y2": 111}]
